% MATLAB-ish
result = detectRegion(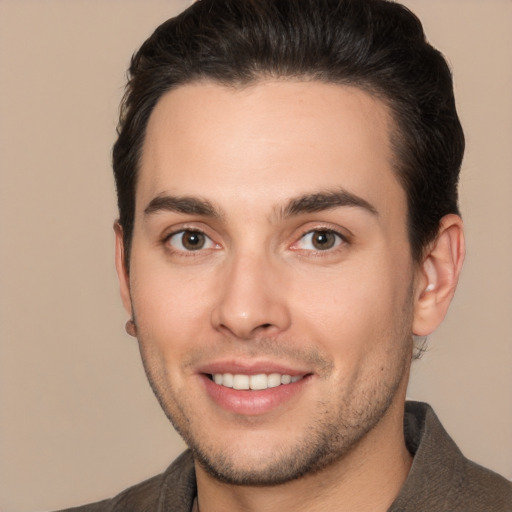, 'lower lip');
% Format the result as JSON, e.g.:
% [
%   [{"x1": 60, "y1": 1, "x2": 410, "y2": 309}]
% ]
[{"x1": 201, "y1": 374, "x2": 310, "y2": 416}]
